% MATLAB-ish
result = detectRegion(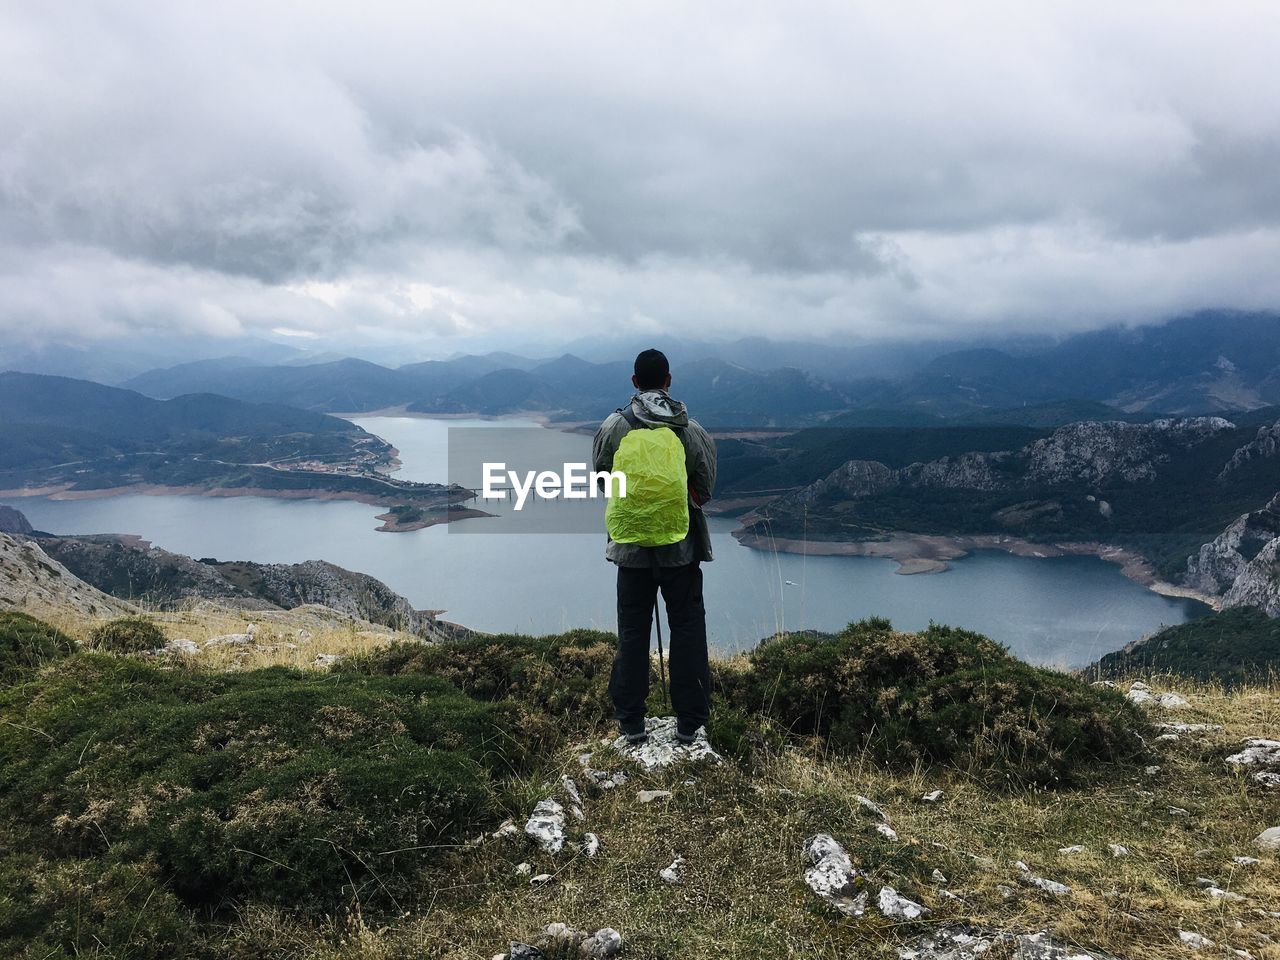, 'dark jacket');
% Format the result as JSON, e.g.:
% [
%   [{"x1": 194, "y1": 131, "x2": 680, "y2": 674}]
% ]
[{"x1": 592, "y1": 389, "x2": 717, "y2": 567}]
